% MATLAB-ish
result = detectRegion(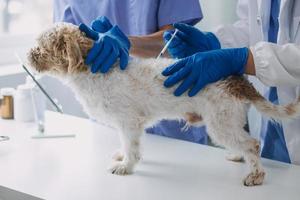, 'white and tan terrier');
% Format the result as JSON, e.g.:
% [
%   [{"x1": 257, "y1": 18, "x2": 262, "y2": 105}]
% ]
[{"x1": 28, "y1": 23, "x2": 300, "y2": 186}]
